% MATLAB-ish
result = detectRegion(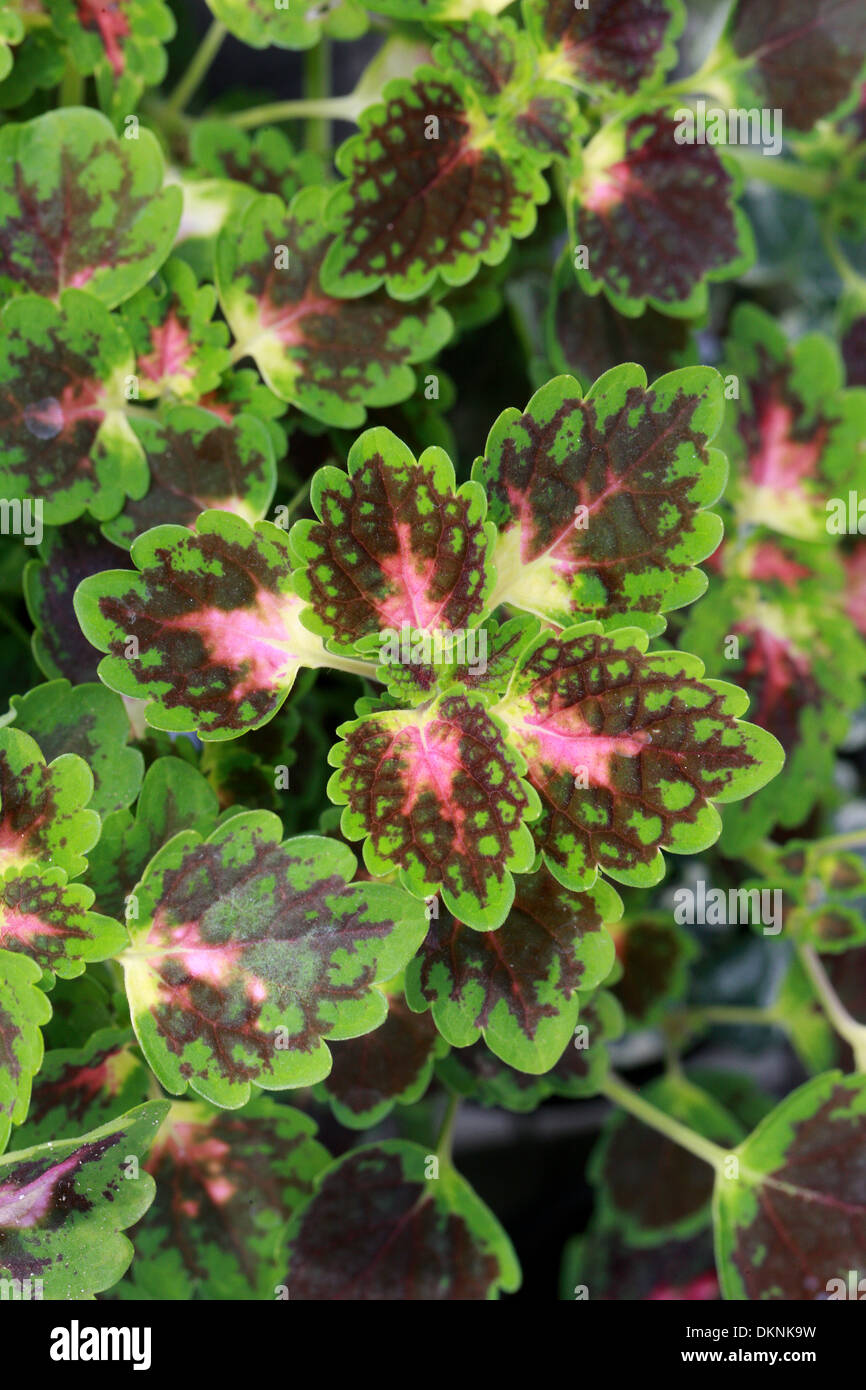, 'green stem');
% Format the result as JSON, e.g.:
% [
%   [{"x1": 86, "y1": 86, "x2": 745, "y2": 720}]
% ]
[
  {"x1": 225, "y1": 95, "x2": 361, "y2": 131},
  {"x1": 304, "y1": 38, "x2": 331, "y2": 157},
  {"x1": 601, "y1": 1072, "x2": 730, "y2": 1171},
  {"x1": 808, "y1": 827, "x2": 866, "y2": 855},
  {"x1": 729, "y1": 149, "x2": 833, "y2": 198},
  {"x1": 436, "y1": 1094, "x2": 459, "y2": 1162},
  {"x1": 821, "y1": 218, "x2": 866, "y2": 299},
  {"x1": 59, "y1": 62, "x2": 84, "y2": 107},
  {"x1": 283, "y1": 479, "x2": 312, "y2": 520},
  {"x1": 315, "y1": 652, "x2": 383, "y2": 683},
  {"x1": 676, "y1": 1004, "x2": 779, "y2": 1029},
  {"x1": 798, "y1": 945, "x2": 866, "y2": 1071},
  {"x1": 164, "y1": 19, "x2": 227, "y2": 118}
]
